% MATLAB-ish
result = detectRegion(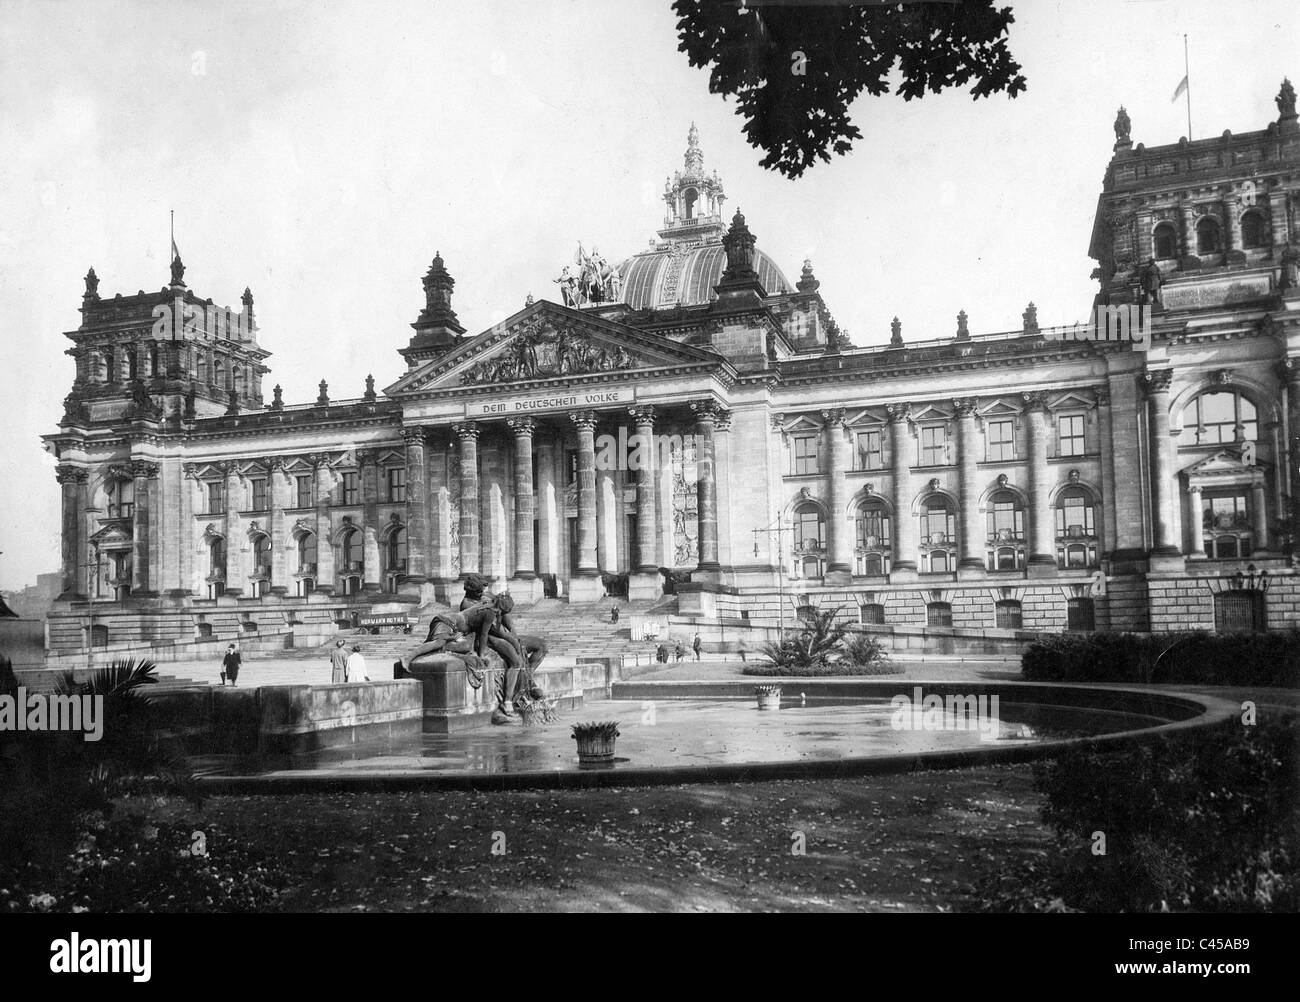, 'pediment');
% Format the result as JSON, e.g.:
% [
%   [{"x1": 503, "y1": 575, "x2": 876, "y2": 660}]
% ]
[
  {"x1": 911, "y1": 403, "x2": 953, "y2": 423},
  {"x1": 977, "y1": 399, "x2": 1023, "y2": 419},
  {"x1": 1182, "y1": 447, "x2": 1268, "y2": 482},
  {"x1": 89, "y1": 524, "x2": 131, "y2": 547},
  {"x1": 386, "y1": 300, "x2": 725, "y2": 397}
]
